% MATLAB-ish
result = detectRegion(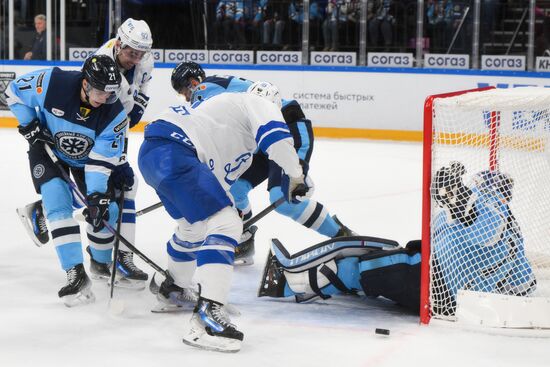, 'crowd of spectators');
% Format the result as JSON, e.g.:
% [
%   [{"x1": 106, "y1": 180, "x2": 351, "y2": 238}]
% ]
[
  {"x1": 209, "y1": 0, "x2": 401, "y2": 52},
  {"x1": 5, "y1": 0, "x2": 550, "y2": 60}
]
